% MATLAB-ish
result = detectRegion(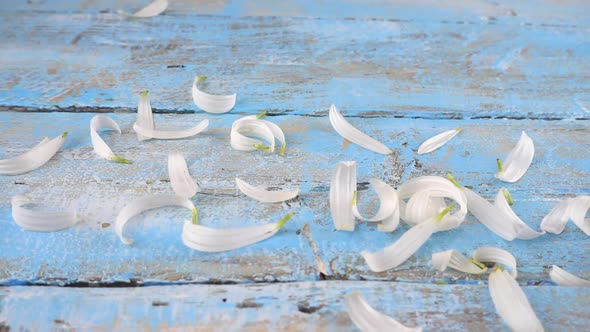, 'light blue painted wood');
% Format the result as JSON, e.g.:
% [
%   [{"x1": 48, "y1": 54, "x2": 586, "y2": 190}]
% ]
[
  {"x1": 2, "y1": 282, "x2": 590, "y2": 331},
  {"x1": 2, "y1": 0, "x2": 589, "y2": 25},
  {"x1": 0, "y1": 12, "x2": 588, "y2": 118},
  {"x1": 0, "y1": 1, "x2": 589, "y2": 329},
  {"x1": 0, "y1": 111, "x2": 587, "y2": 285}
]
